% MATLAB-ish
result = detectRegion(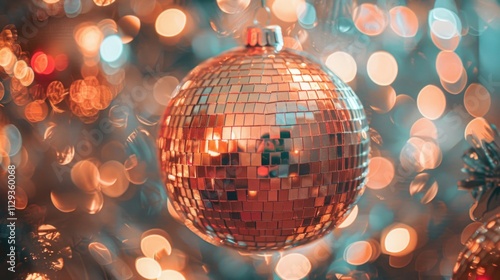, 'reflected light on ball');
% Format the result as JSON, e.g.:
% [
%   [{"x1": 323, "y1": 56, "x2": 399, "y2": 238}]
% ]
[{"x1": 338, "y1": 205, "x2": 359, "y2": 229}]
